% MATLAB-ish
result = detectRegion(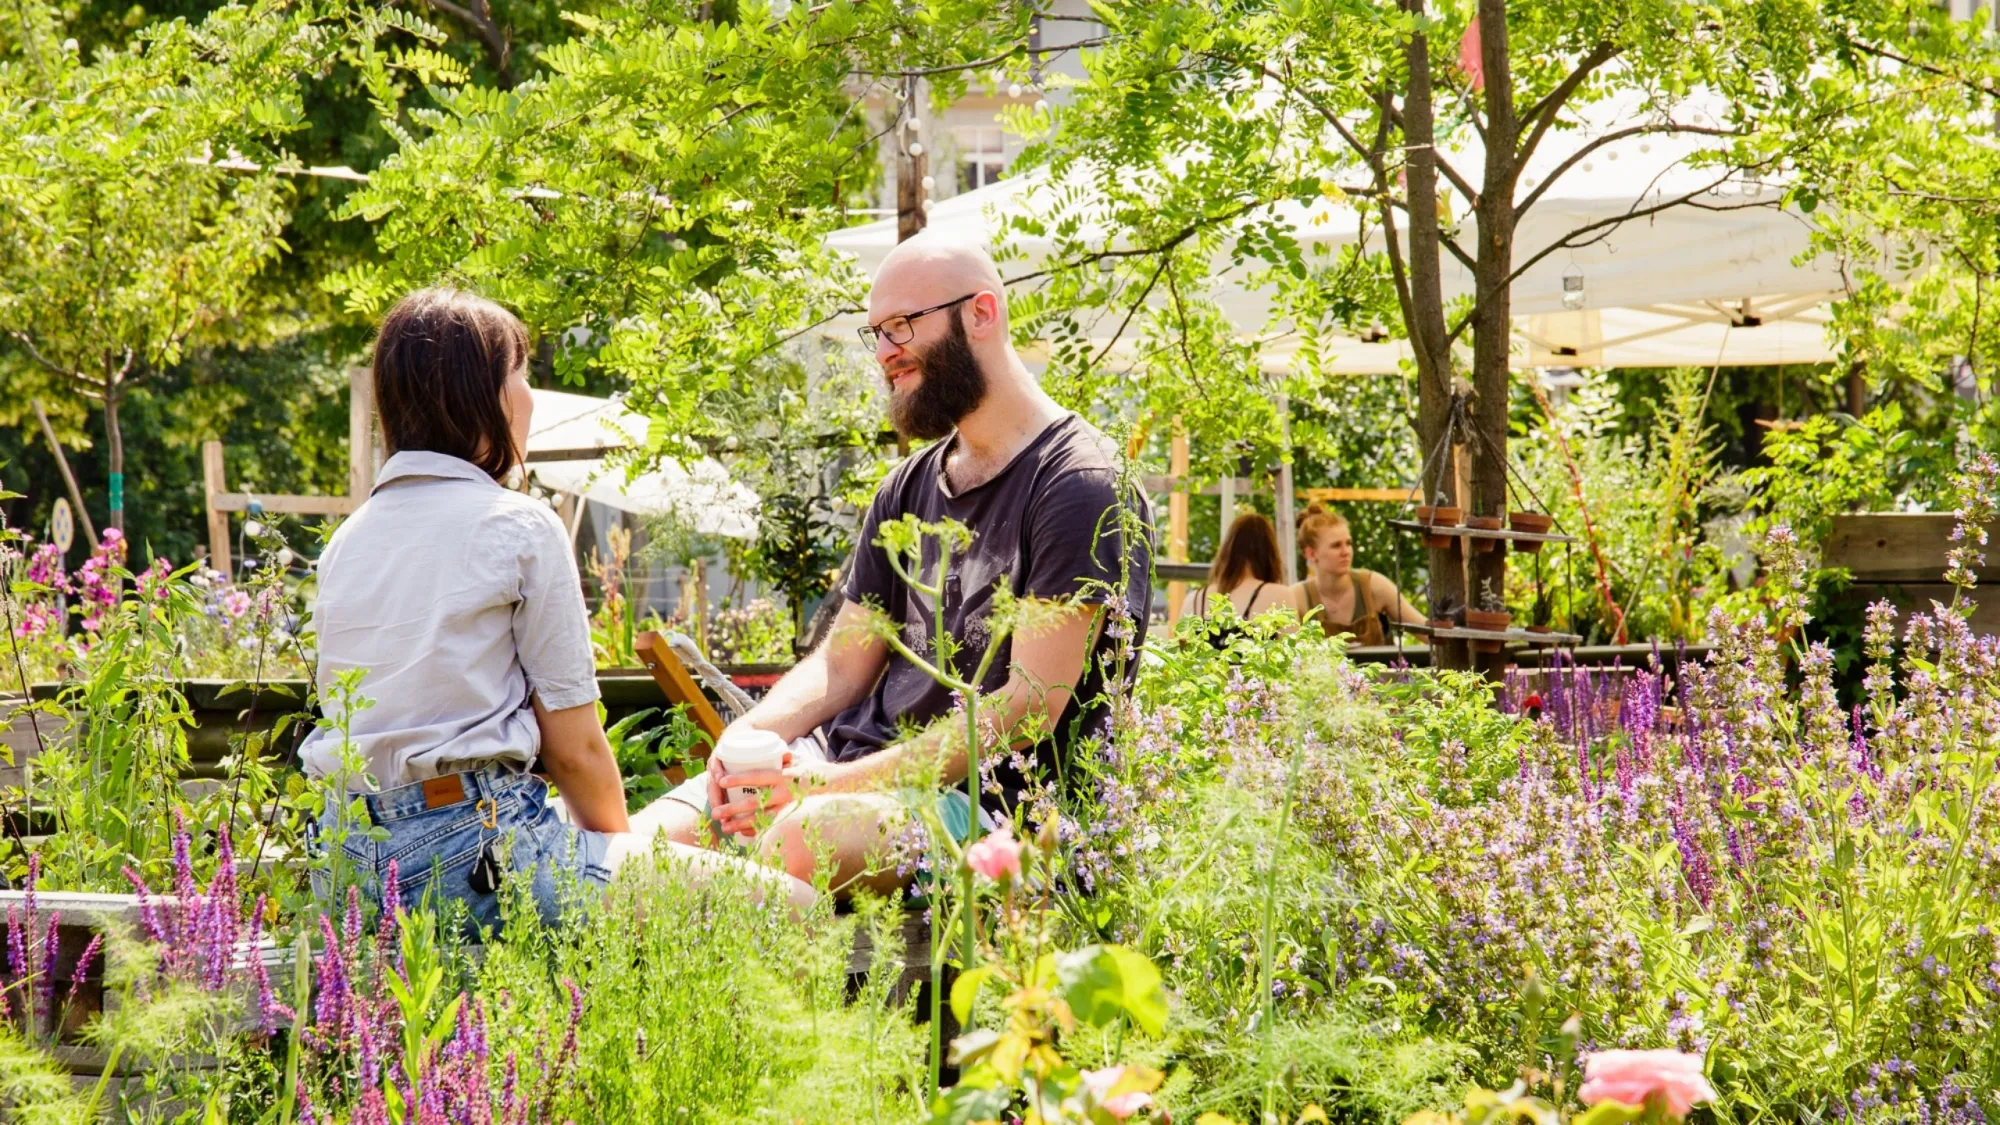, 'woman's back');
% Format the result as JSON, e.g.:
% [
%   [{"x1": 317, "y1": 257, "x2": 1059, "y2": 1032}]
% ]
[
  {"x1": 301, "y1": 454, "x2": 597, "y2": 790},
  {"x1": 1181, "y1": 579, "x2": 1293, "y2": 622}
]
